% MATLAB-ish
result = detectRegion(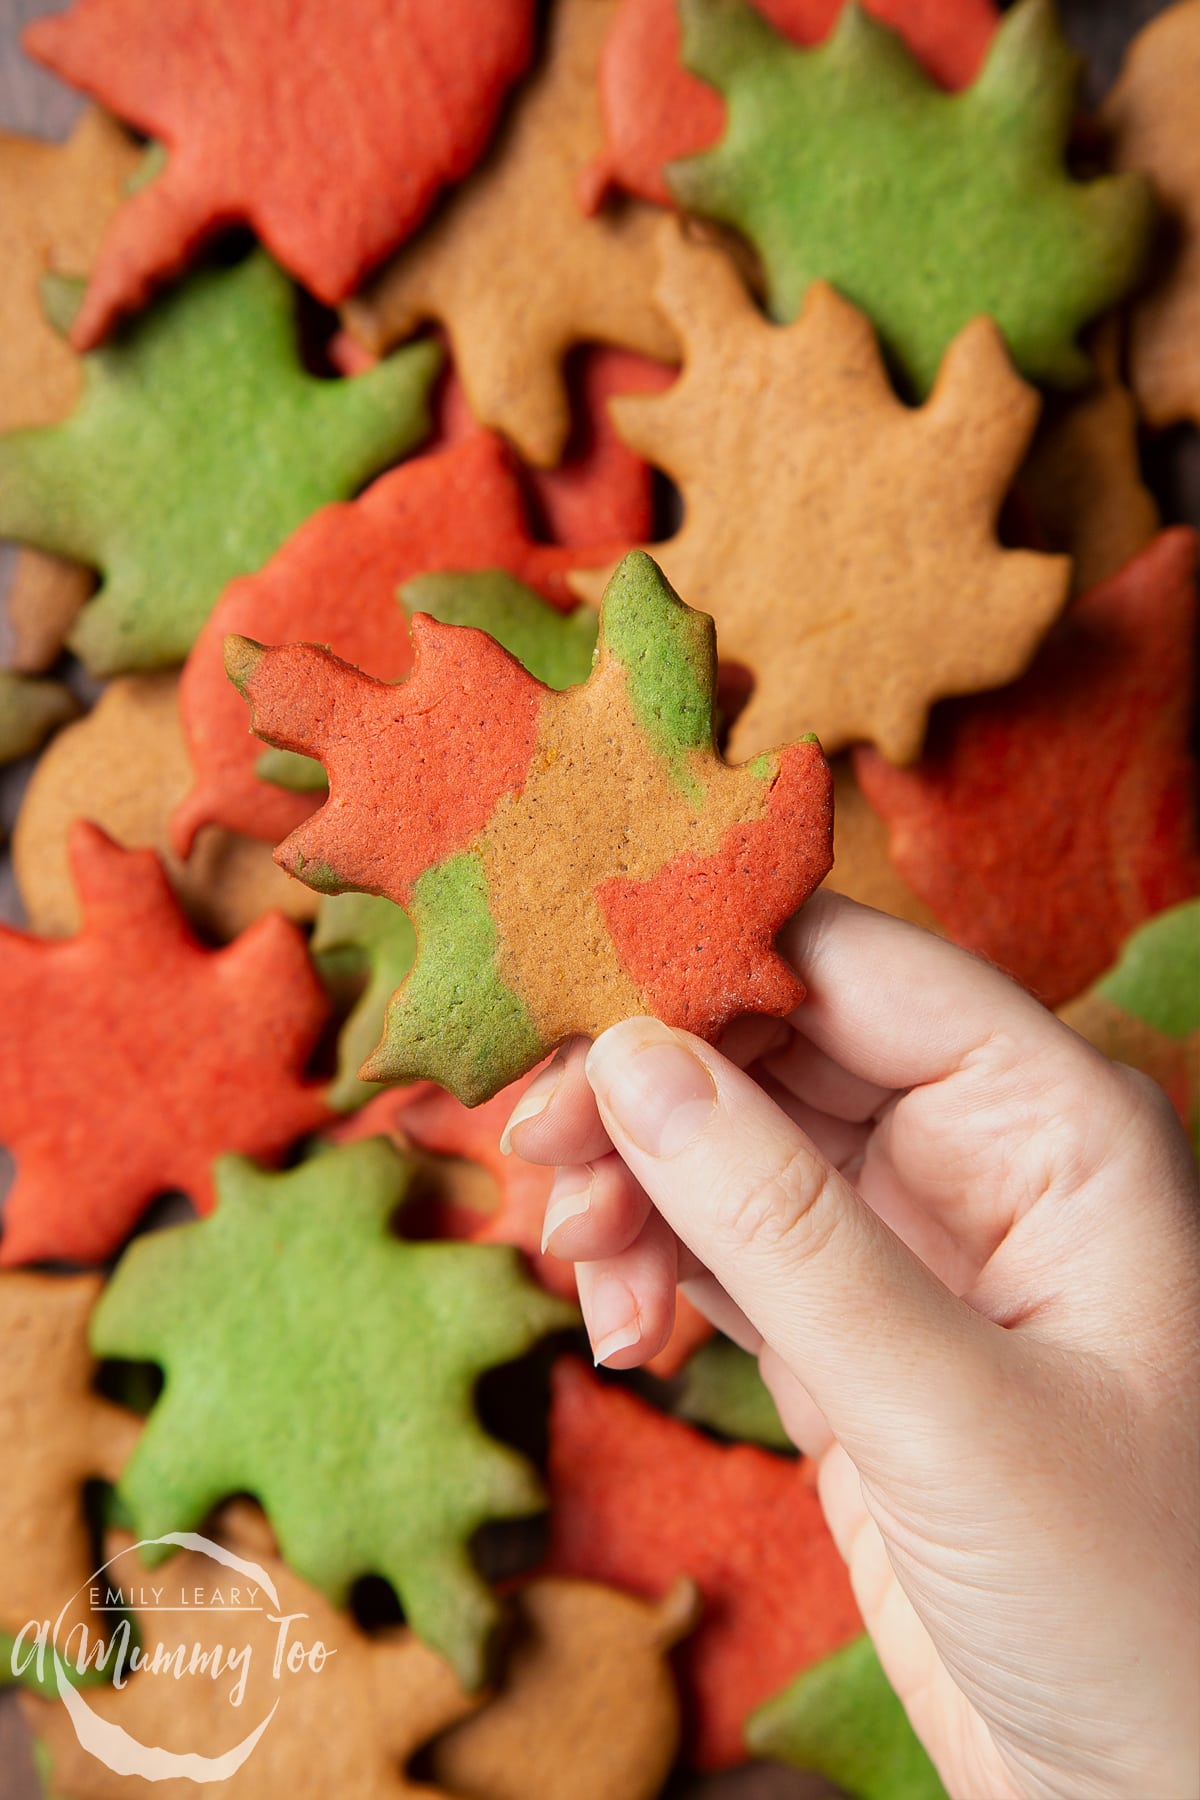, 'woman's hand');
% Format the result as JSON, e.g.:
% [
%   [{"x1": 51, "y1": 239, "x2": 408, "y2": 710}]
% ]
[{"x1": 504, "y1": 892, "x2": 1200, "y2": 1800}]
